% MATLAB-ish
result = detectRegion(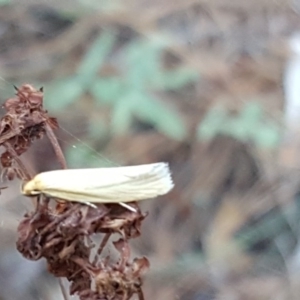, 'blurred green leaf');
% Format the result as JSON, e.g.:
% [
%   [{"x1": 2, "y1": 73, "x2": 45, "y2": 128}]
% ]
[
  {"x1": 91, "y1": 77, "x2": 125, "y2": 105},
  {"x1": 254, "y1": 123, "x2": 281, "y2": 148},
  {"x1": 134, "y1": 95, "x2": 187, "y2": 141},
  {"x1": 76, "y1": 0, "x2": 121, "y2": 12},
  {"x1": 110, "y1": 92, "x2": 136, "y2": 134},
  {"x1": 77, "y1": 32, "x2": 116, "y2": 87},
  {"x1": 237, "y1": 210, "x2": 291, "y2": 250},
  {"x1": 151, "y1": 68, "x2": 198, "y2": 90},
  {"x1": 126, "y1": 40, "x2": 161, "y2": 75},
  {"x1": 237, "y1": 102, "x2": 264, "y2": 136},
  {"x1": 221, "y1": 118, "x2": 249, "y2": 142},
  {"x1": 197, "y1": 106, "x2": 228, "y2": 140},
  {"x1": 110, "y1": 90, "x2": 187, "y2": 140},
  {"x1": 124, "y1": 39, "x2": 198, "y2": 91},
  {"x1": 45, "y1": 76, "x2": 84, "y2": 111},
  {"x1": 197, "y1": 102, "x2": 281, "y2": 149},
  {"x1": 125, "y1": 42, "x2": 161, "y2": 88},
  {"x1": 0, "y1": 0, "x2": 10, "y2": 6},
  {"x1": 240, "y1": 102, "x2": 263, "y2": 122}
]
